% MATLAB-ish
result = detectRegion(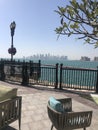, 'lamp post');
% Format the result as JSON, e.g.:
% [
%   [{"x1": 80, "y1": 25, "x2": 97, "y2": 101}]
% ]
[{"x1": 8, "y1": 21, "x2": 17, "y2": 62}]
